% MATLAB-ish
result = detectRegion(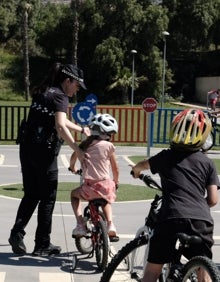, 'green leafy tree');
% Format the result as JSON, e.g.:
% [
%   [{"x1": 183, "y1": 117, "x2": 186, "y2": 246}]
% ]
[
  {"x1": 163, "y1": 0, "x2": 219, "y2": 51},
  {"x1": 162, "y1": 0, "x2": 220, "y2": 100},
  {"x1": 0, "y1": 0, "x2": 17, "y2": 43},
  {"x1": 208, "y1": 1, "x2": 220, "y2": 49},
  {"x1": 3, "y1": 0, "x2": 220, "y2": 104},
  {"x1": 78, "y1": 0, "x2": 170, "y2": 103},
  {"x1": 35, "y1": 3, "x2": 69, "y2": 58}
]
